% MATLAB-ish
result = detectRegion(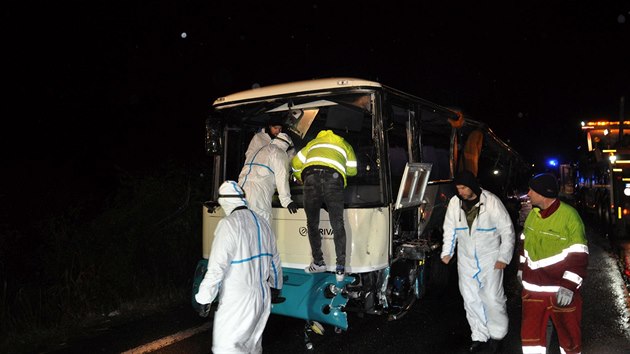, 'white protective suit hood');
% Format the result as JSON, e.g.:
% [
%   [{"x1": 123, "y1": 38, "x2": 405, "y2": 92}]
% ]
[{"x1": 218, "y1": 180, "x2": 247, "y2": 215}]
